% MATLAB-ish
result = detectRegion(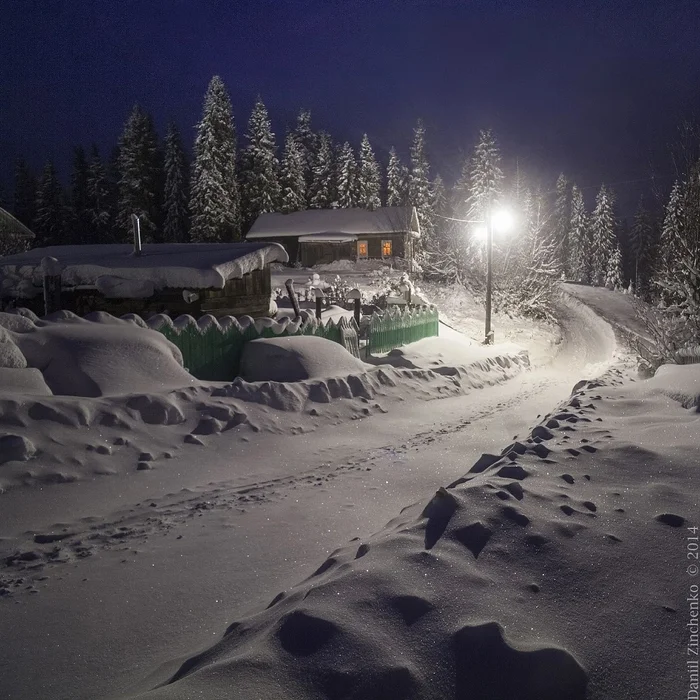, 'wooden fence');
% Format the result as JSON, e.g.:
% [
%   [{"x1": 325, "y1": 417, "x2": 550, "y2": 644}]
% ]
[
  {"x1": 126, "y1": 305, "x2": 438, "y2": 380},
  {"x1": 368, "y1": 306, "x2": 439, "y2": 355},
  {"x1": 137, "y1": 312, "x2": 355, "y2": 381}
]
